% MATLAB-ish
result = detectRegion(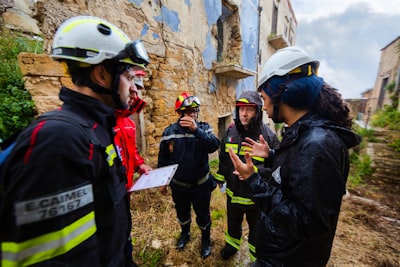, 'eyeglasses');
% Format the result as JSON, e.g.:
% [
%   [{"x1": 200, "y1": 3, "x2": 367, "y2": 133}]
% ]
[
  {"x1": 115, "y1": 40, "x2": 150, "y2": 66},
  {"x1": 182, "y1": 96, "x2": 201, "y2": 107}
]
